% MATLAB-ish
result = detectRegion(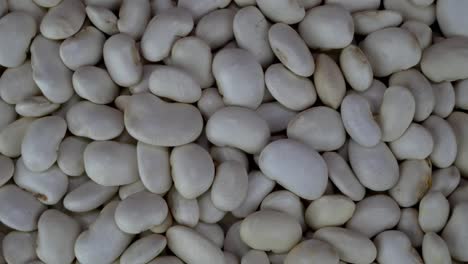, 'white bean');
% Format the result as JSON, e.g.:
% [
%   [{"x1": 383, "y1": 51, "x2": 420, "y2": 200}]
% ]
[
  {"x1": 85, "y1": 5, "x2": 119, "y2": 35},
  {"x1": 401, "y1": 20, "x2": 432, "y2": 49},
  {"x1": 36, "y1": 209, "x2": 80, "y2": 264},
  {"x1": 63, "y1": 180, "x2": 118, "y2": 212},
  {"x1": 72, "y1": 66, "x2": 119, "y2": 104},
  {"x1": 353, "y1": 10, "x2": 403, "y2": 35},
  {"x1": 125, "y1": 93, "x2": 203, "y2": 147},
  {"x1": 136, "y1": 142, "x2": 172, "y2": 194},
  {"x1": 305, "y1": 195, "x2": 355, "y2": 230},
  {"x1": 0, "y1": 61, "x2": 40, "y2": 104},
  {"x1": 195, "y1": 9, "x2": 235, "y2": 50},
  {"x1": 211, "y1": 161, "x2": 248, "y2": 211},
  {"x1": 383, "y1": 0, "x2": 435, "y2": 25},
  {"x1": 324, "y1": 0, "x2": 380, "y2": 12},
  {"x1": 117, "y1": 0, "x2": 150, "y2": 39},
  {"x1": 431, "y1": 81, "x2": 455, "y2": 118},
  {"x1": 265, "y1": 63, "x2": 317, "y2": 111},
  {"x1": 67, "y1": 101, "x2": 124, "y2": 140},
  {"x1": 374, "y1": 230, "x2": 423, "y2": 264},
  {"x1": 340, "y1": 45, "x2": 373, "y2": 91},
  {"x1": 284, "y1": 239, "x2": 339, "y2": 264},
  {"x1": 422, "y1": 115, "x2": 457, "y2": 168},
  {"x1": 14, "y1": 158, "x2": 68, "y2": 205},
  {"x1": 389, "y1": 123, "x2": 434, "y2": 160},
  {"x1": 397, "y1": 208, "x2": 424, "y2": 247},
  {"x1": 0, "y1": 117, "x2": 36, "y2": 157},
  {"x1": 256, "y1": 102, "x2": 297, "y2": 133},
  {"x1": 167, "y1": 187, "x2": 199, "y2": 227},
  {"x1": 442, "y1": 202, "x2": 468, "y2": 262},
  {"x1": 21, "y1": 116, "x2": 67, "y2": 172},
  {"x1": 447, "y1": 112, "x2": 468, "y2": 177},
  {"x1": 120, "y1": 234, "x2": 167, "y2": 264},
  {"x1": 299, "y1": 4, "x2": 354, "y2": 49},
  {"x1": 436, "y1": 0, "x2": 468, "y2": 38},
  {"x1": 418, "y1": 191, "x2": 450, "y2": 233},
  {"x1": 256, "y1": 0, "x2": 304, "y2": 24},
  {"x1": 148, "y1": 65, "x2": 201, "y2": 103},
  {"x1": 430, "y1": 166, "x2": 460, "y2": 196},
  {"x1": 259, "y1": 139, "x2": 328, "y2": 200},
  {"x1": 39, "y1": 0, "x2": 85, "y2": 40},
  {"x1": 198, "y1": 190, "x2": 226, "y2": 224},
  {"x1": 15, "y1": 96, "x2": 60, "y2": 117},
  {"x1": 115, "y1": 191, "x2": 168, "y2": 234},
  {"x1": 3, "y1": 231, "x2": 38, "y2": 264},
  {"x1": 422, "y1": 232, "x2": 451, "y2": 264},
  {"x1": 260, "y1": 190, "x2": 306, "y2": 230}
]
